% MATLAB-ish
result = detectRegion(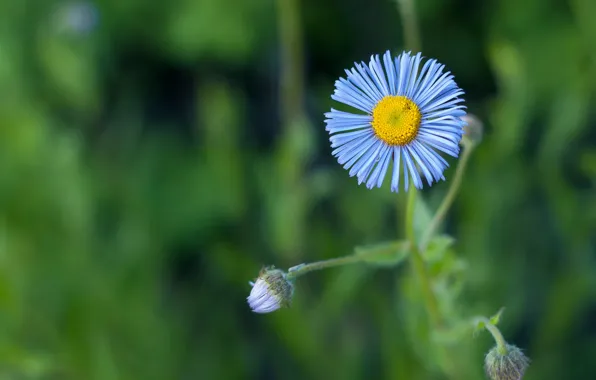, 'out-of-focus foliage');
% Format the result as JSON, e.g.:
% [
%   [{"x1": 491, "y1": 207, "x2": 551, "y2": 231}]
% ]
[{"x1": 0, "y1": 0, "x2": 595, "y2": 379}]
